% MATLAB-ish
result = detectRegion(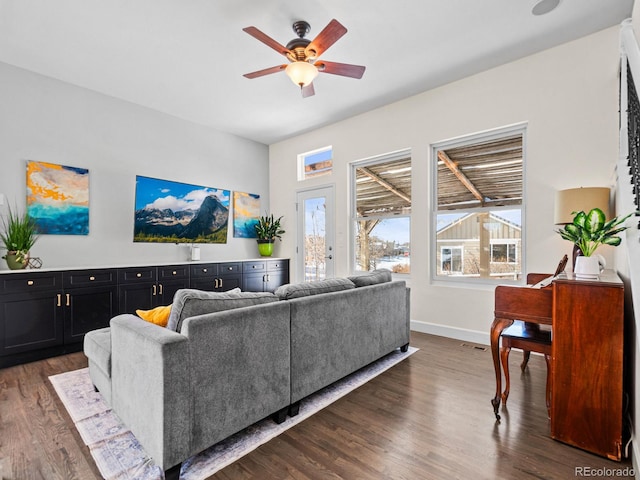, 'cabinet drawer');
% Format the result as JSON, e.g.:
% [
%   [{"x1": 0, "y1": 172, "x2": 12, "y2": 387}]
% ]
[
  {"x1": 243, "y1": 261, "x2": 266, "y2": 273},
  {"x1": 118, "y1": 267, "x2": 156, "y2": 284},
  {"x1": 267, "y1": 260, "x2": 288, "y2": 271},
  {"x1": 158, "y1": 265, "x2": 189, "y2": 280},
  {"x1": 219, "y1": 262, "x2": 241, "y2": 275},
  {"x1": 0, "y1": 272, "x2": 63, "y2": 294},
  {"x1": 190, "y1": 264, "x2": 218, "y2": 277},
  {"x1": 64, "y1": 269, "x2": 117, "y2": 288}
]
